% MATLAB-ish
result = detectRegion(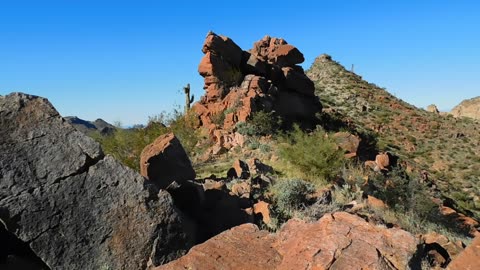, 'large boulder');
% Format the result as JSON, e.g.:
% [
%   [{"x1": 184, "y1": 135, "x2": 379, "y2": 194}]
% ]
[
  {"x1": 0, "y1": 93, "x2": 190, "y2": 269},
  {"x1": 156, "y1": 212, "x2": 418, "y2": 270},
  {"x1": 448, "y1": 236, "x2": 480, "y2": 270},
  {"x1": 140, "y1": 133, "x2": 196, "y2": 189}
]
